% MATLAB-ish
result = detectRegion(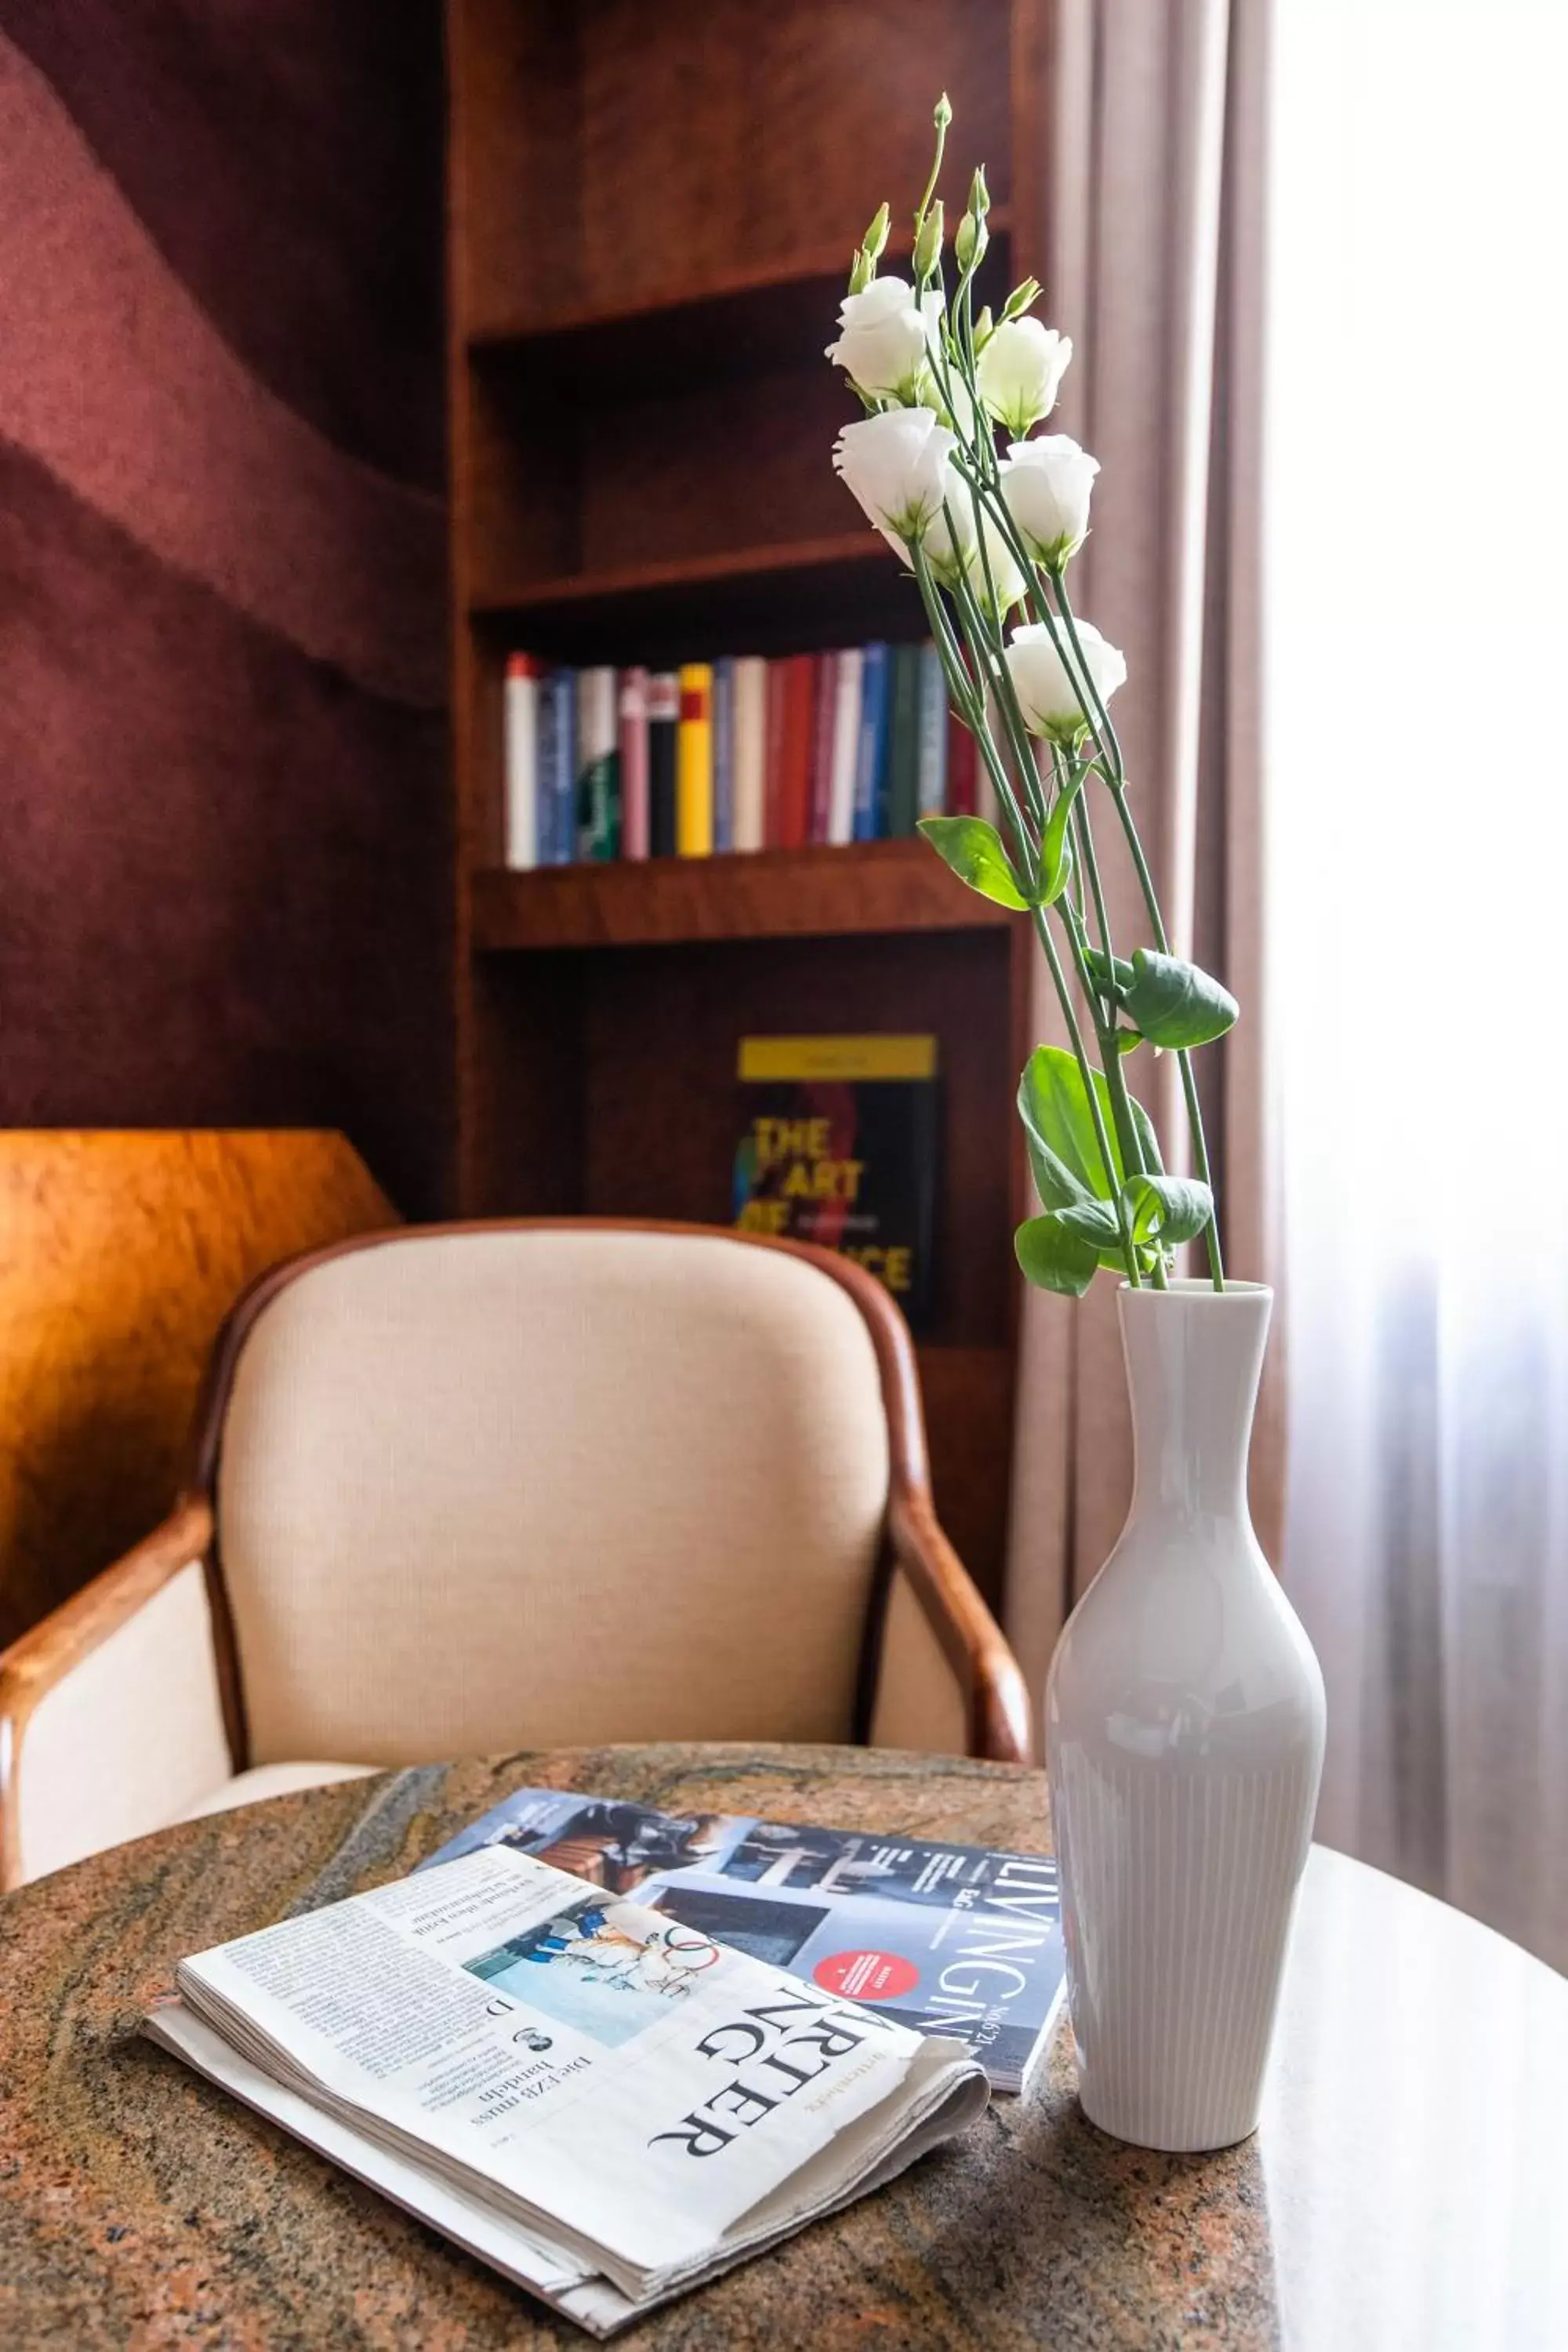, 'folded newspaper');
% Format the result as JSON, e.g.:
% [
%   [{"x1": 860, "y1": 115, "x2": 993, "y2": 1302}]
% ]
[
  {"x1": 145, "y1": 1843, "x2": 990, "y2": 2336},
  {"x1": 424, "y1": 1788, "x2": 1067, "y2": 2092}
]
